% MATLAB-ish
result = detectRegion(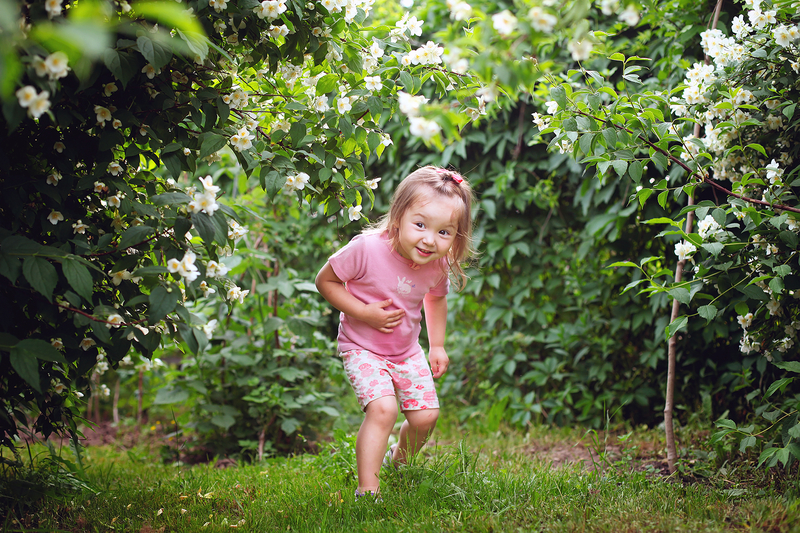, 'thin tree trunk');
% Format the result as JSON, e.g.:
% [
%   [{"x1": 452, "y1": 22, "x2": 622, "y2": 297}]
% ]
[
  {"x1": 137, "y1": 369, "x2": 144, "y2": 424},
  {"x1": 664, "y1": 0, "x2": 723, "y2": 474},
  {"x1": 112, "y1": 379, "x2": 120, "y2": 425}
]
